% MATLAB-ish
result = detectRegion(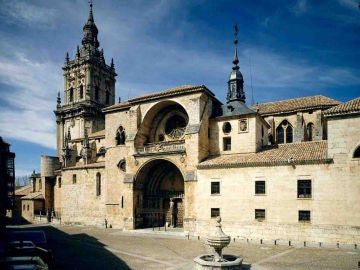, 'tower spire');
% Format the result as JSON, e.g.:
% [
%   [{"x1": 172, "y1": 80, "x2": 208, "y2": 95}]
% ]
[
  {"x1": 232, "y1": 24, "x2": 239, "y2": 70},
  {"x1": 82, "y1": 0, "x2": 99, "y2": 50},
  {"x1": 226, "y1": 24, "x2": 245, "y2": 104}
]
